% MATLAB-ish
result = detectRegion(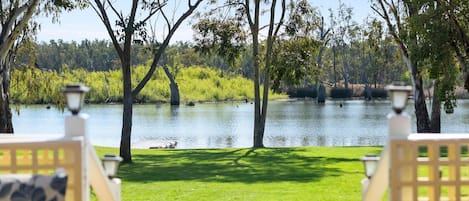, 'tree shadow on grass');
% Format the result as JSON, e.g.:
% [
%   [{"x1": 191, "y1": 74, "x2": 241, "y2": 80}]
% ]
[{"x1": 119, "y1": 148, "x2": 357, "y2": 184}]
